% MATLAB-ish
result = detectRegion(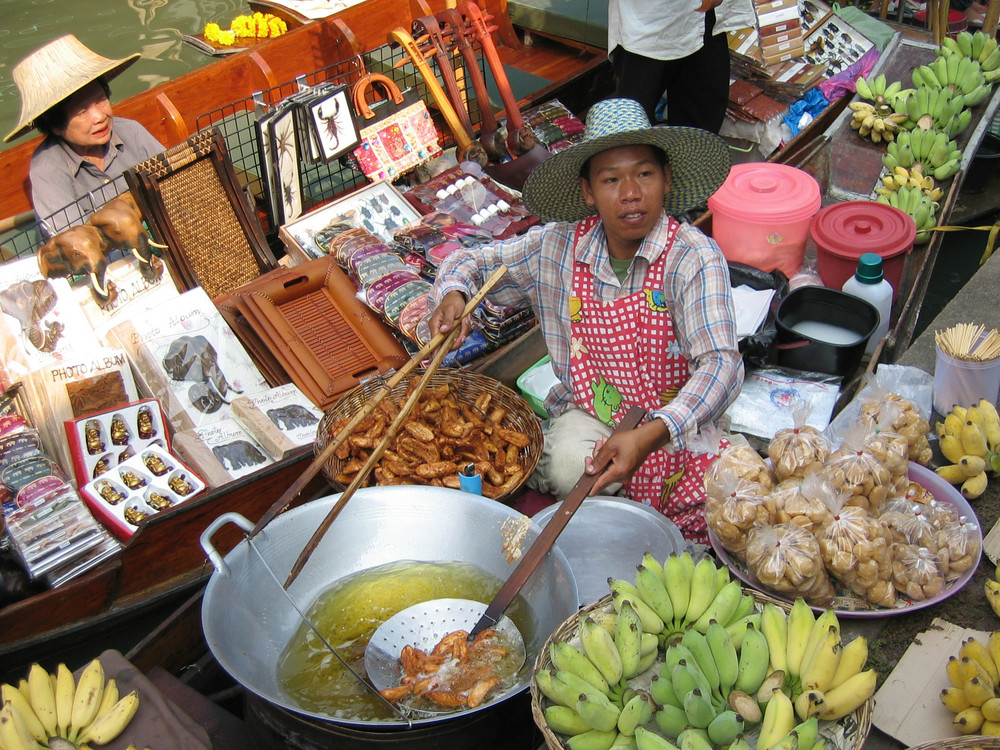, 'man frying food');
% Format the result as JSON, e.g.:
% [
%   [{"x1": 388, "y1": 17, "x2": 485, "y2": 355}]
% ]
[{"x1": 428, "y1": 97, "x2": 744, "y2": 543}]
